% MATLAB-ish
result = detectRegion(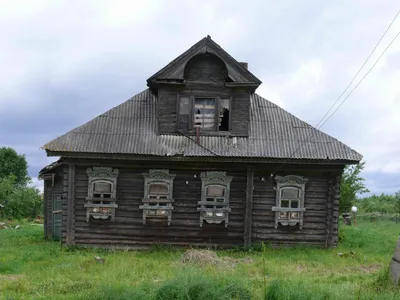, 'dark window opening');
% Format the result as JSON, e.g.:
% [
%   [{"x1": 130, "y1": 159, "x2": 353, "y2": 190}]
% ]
[{"x1": 218, "y1": 98, "x2": 230, "y2": 131}]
